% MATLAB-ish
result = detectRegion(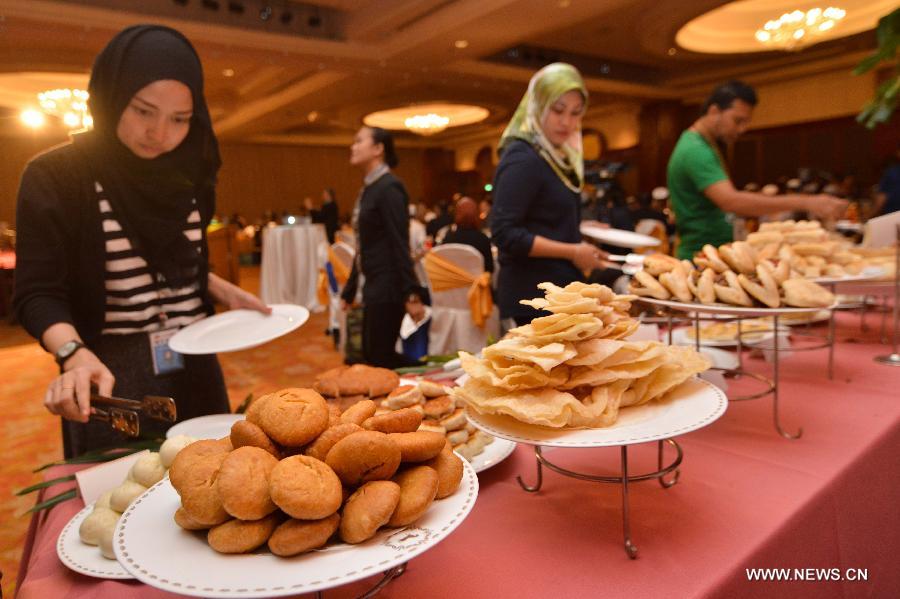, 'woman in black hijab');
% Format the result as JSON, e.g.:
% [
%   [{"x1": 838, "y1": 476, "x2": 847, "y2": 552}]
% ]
[{"x1": 14, "y1": 25, "x2": 268, "y2": 457}]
